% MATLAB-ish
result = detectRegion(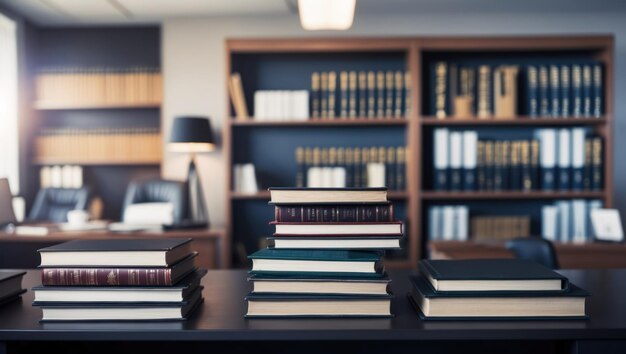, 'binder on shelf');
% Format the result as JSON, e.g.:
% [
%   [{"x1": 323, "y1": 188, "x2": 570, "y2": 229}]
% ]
[
  {"x1": 311, "y1": 72, "x2": 320, "y2": 119},
  {"x1": 462, "y1": 131, "x2": 477, "y2": 191},
  {"x1": 571, "y1": 128, "x2": 586, "y2": 191},
  {"x1": 537, "y1": 129, "x2": 556, "y2": 190},
  {"x1": 449, "y1": 132, "x2": 463, "y2": 191},
  {"x1": 433, "y1": 128, "x2": 449, "y2": 191},
  {"x1": 557, "y1": 129, "x2": 571, "y2": 190}
]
